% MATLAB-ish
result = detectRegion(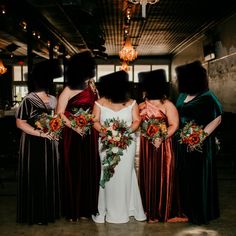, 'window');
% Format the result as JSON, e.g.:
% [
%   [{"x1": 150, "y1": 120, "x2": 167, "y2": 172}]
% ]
[
  {"x1": 97, "y1": 65, "x2": 115, "y2": 81},
  {"x1": 12, "y1": 66, "x2": 28, "y2": 105},
  {"x1": 11, "y1": 63, "x2": 170, "y2": 106},
  {"x1": 13, "y1": 66, "x2": 28, "y2": 81},
  {"x1": 152, "y1": 65, "x2": 169, "y2": 82},
  {"x1": 12, "y1": 64, "x2": 65, "y2": 104},
  {"x1": 53, "y1": 65, "x2": 64, "y2": 83},
  {"x1": 12, "y1": 85, "x2": 28, "y2": 107},
  {"x1": 133, "y1": 65, "x2": 151, "y2": 82},
  {"x1": 115, "y1": 66, "x2": 133, "y2": 82}
]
